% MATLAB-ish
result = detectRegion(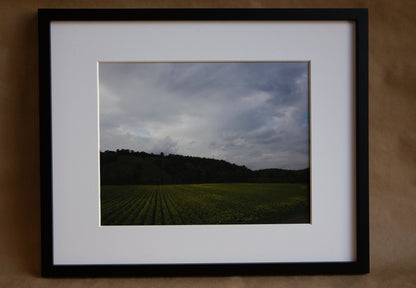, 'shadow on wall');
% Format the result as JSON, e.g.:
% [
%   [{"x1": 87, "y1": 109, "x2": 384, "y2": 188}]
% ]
[{"x1": 1, "y1": 10, "x2": 41, "y2": 276}]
